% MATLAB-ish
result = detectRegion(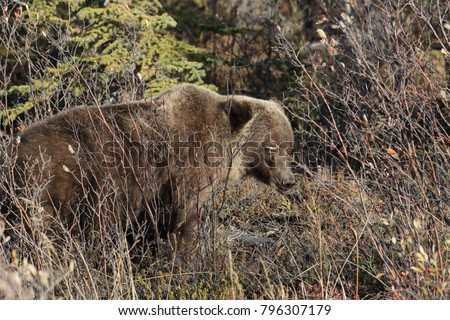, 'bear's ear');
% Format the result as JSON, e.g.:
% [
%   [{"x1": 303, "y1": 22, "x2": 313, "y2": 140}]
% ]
[
  {"x1": 271, "y1": 99, "x2": 286, "y2": 112},
  {"x1": 220, "y1": 98, "x2": 252, "y2": 134}
]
